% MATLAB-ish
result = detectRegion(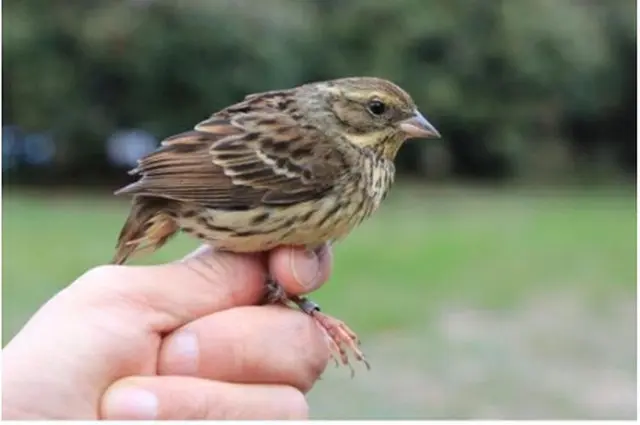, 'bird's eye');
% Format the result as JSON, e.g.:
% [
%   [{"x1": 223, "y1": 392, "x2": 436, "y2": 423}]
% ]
[{"x1": 367, "y1": 99, "x2": 386, "y2": 116}]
